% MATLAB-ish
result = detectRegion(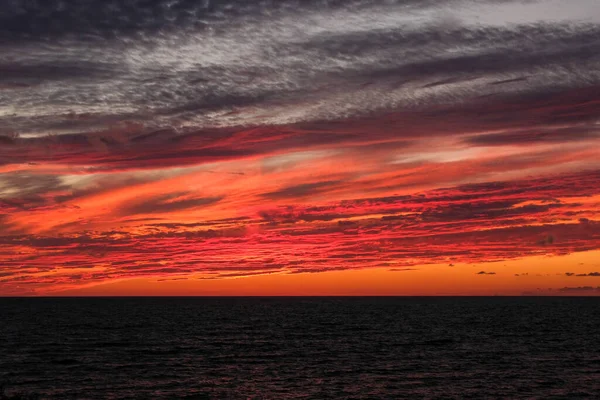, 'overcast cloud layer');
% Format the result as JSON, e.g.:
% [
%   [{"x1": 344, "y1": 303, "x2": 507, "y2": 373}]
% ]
[{"x1": 2, "y1": 0, "x2": 600, "y2": 135}]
